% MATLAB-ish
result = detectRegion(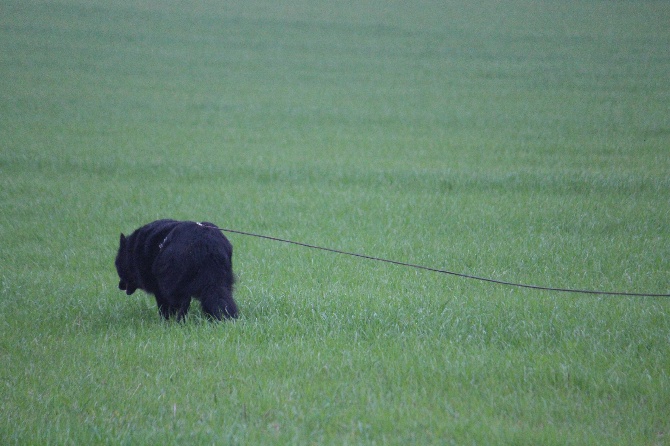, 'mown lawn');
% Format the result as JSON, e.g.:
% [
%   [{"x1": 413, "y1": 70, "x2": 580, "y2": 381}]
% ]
[{"x1": 1, "y1": 0, "x2": 669, "y2": 444}]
